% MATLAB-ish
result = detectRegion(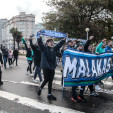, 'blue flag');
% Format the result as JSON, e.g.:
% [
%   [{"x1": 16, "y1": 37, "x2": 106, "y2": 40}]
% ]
[{"x1": 37, "y1": 30, "x2": 68, "y2": 38}]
